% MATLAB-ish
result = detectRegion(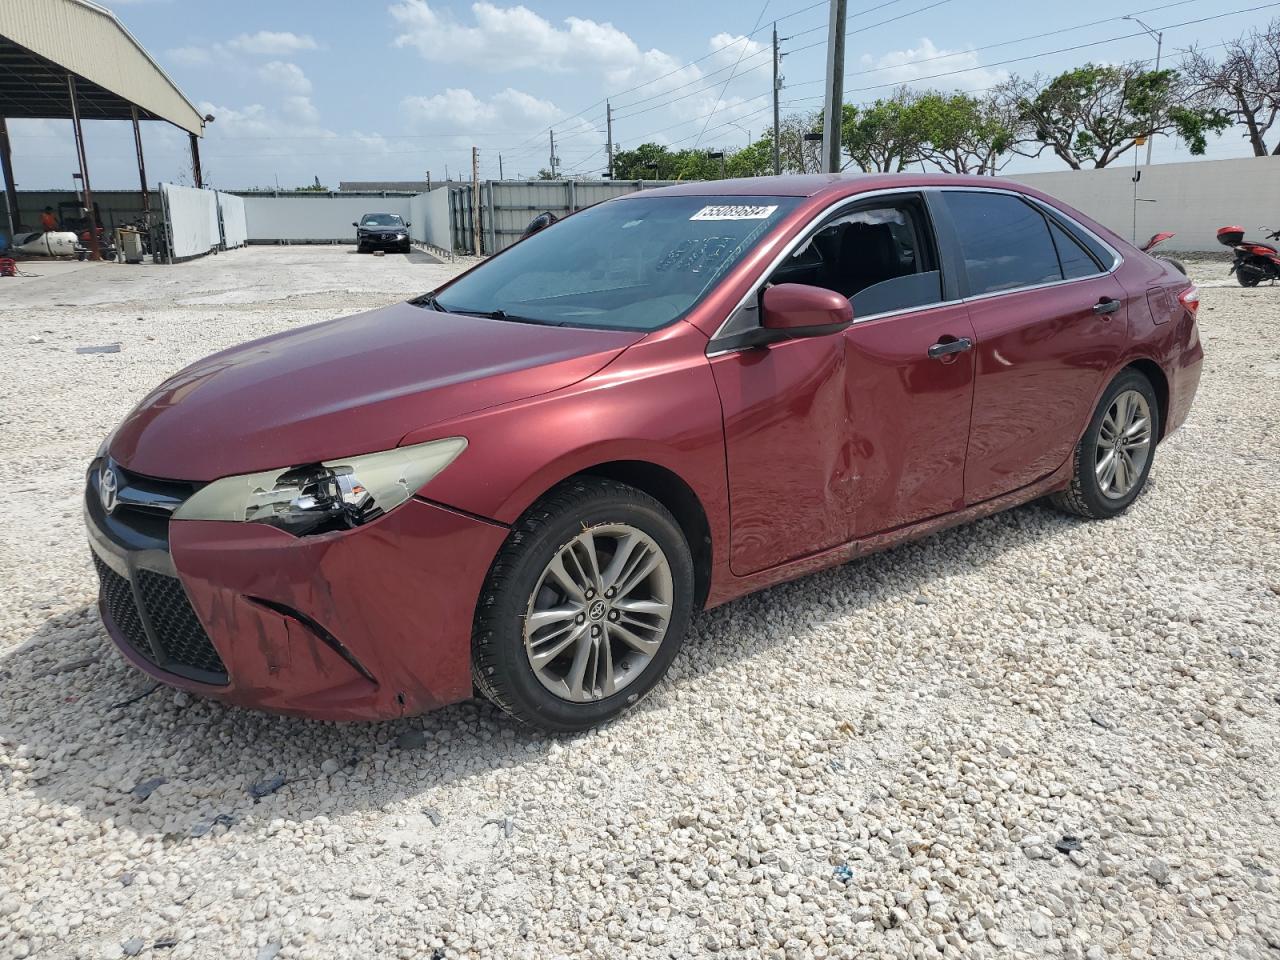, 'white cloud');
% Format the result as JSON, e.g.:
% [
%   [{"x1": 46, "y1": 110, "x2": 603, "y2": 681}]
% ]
[
  {"x1": 390, "y1": 0, "x2": 662, "y2": 75},
  {"x1": 856, "y1": 38, "x2": 1008, "y2": 94},
  {"x1": 258, "y1": 61, "x2": 312, "y2": 95},
  {"x1": 228, "y1": 31, "x2": 319, "y2": 56},
  {"x1": 708, "y1": 32, "x2": 766, "y2": 67},
  {"x1": 401, "y1": 87, "x2": 561, "y2": 129}
]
